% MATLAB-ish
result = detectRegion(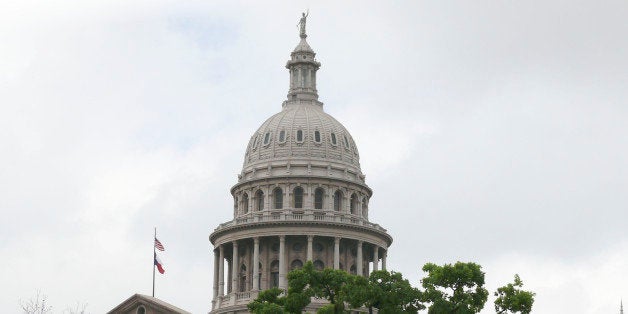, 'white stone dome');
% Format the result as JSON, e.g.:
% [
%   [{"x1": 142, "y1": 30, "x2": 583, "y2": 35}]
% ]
[{"x1": 243, "y1": 101, "x2": 361, "y2": 174}]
